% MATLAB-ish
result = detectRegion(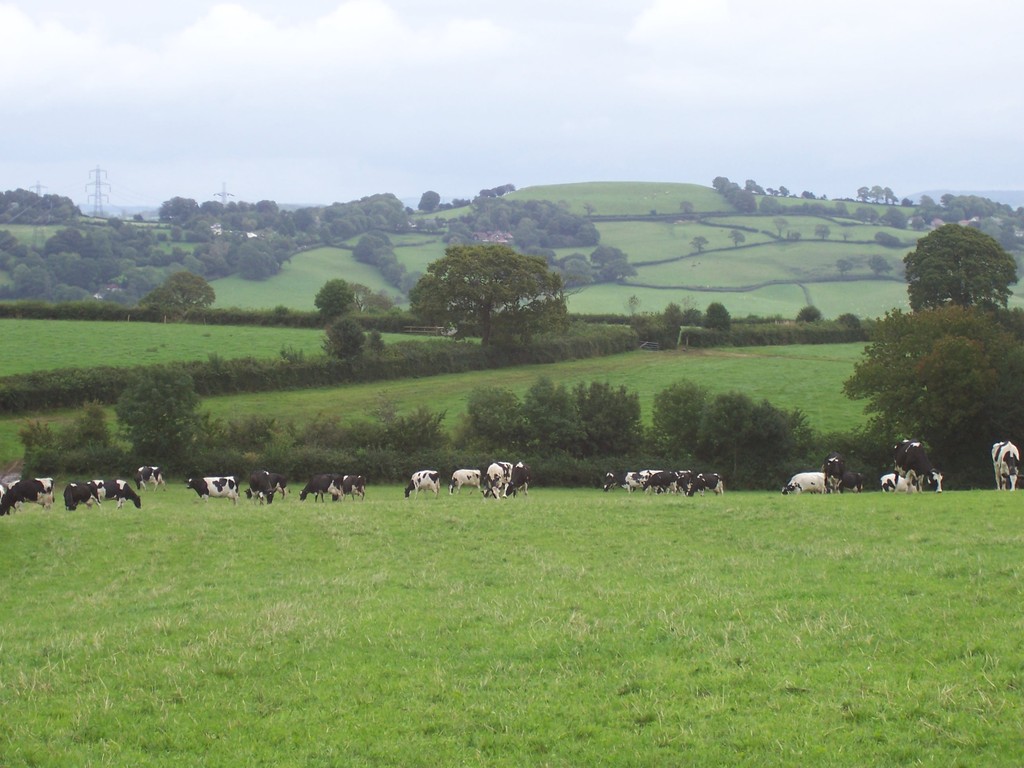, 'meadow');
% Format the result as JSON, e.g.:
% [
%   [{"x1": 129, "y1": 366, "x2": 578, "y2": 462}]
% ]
[
  {"x1": 0, "y1": 343, "x2": 868, "y2": 464},
  {"x1": 2, "y1": 486, "x2": 1021, "y2": 766}
]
